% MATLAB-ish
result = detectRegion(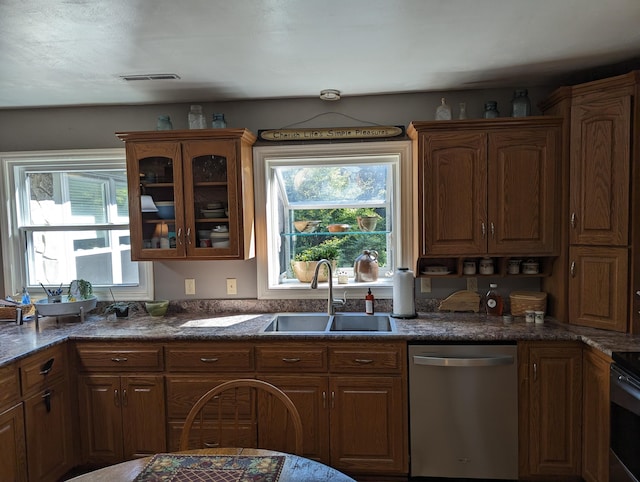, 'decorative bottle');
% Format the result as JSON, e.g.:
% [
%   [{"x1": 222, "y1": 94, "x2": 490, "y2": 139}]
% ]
[
  {"x1": 510, "y1": 89, "x2": 531, "y2": 117},
  {"x1": 156, "y1": 115, "x2": 173, "y2": 130},
  {"x1": 365, "y1": 288, "x2": 375, "y2": 315},
  {"x1": 212, "y1": 113, "x2": 227, "y2": 128},
  {"x1": 483, "y1": 101, "x2": 499, "y2": 118},
  {"x1": 435, "y1": 98, "x2": 452, "y2": 120},
  {"x1": 188, "y1": 105, "x2": 207, "y2": 129},
  {"x1": 485, "y1": 283, "x2": 503, "y2": 316},
  {"x1": 458, "y1": 102, "x2": 467, "y2": 119}
]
